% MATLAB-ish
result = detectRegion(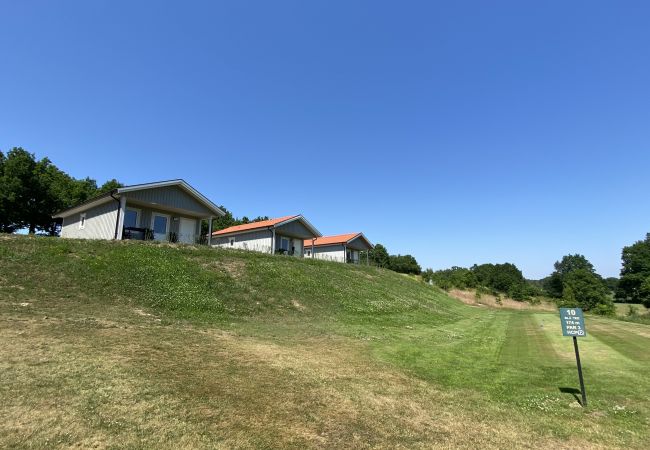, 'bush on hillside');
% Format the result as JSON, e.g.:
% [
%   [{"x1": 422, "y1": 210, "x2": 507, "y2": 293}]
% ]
[{"x1": 423, "y1": 263, "x2": 536, "y2": 301}]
